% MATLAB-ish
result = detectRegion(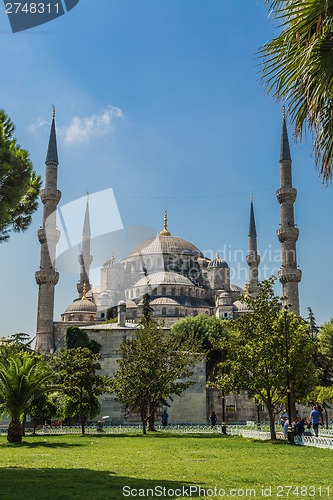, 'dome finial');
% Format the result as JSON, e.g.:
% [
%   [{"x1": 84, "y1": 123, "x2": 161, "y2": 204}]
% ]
[
  {"x1": 244, "y1": 281, "x2": 249, "y2": 297},
  {"x1": 160, "y1": 210, "x2": 171, "y2": 236},
  {"x1": 52, "y1": 104, "x2": 56, "y2": 120},
  {"x1": 83, "y1": 281, "x2": 87, "y2": 299}
]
